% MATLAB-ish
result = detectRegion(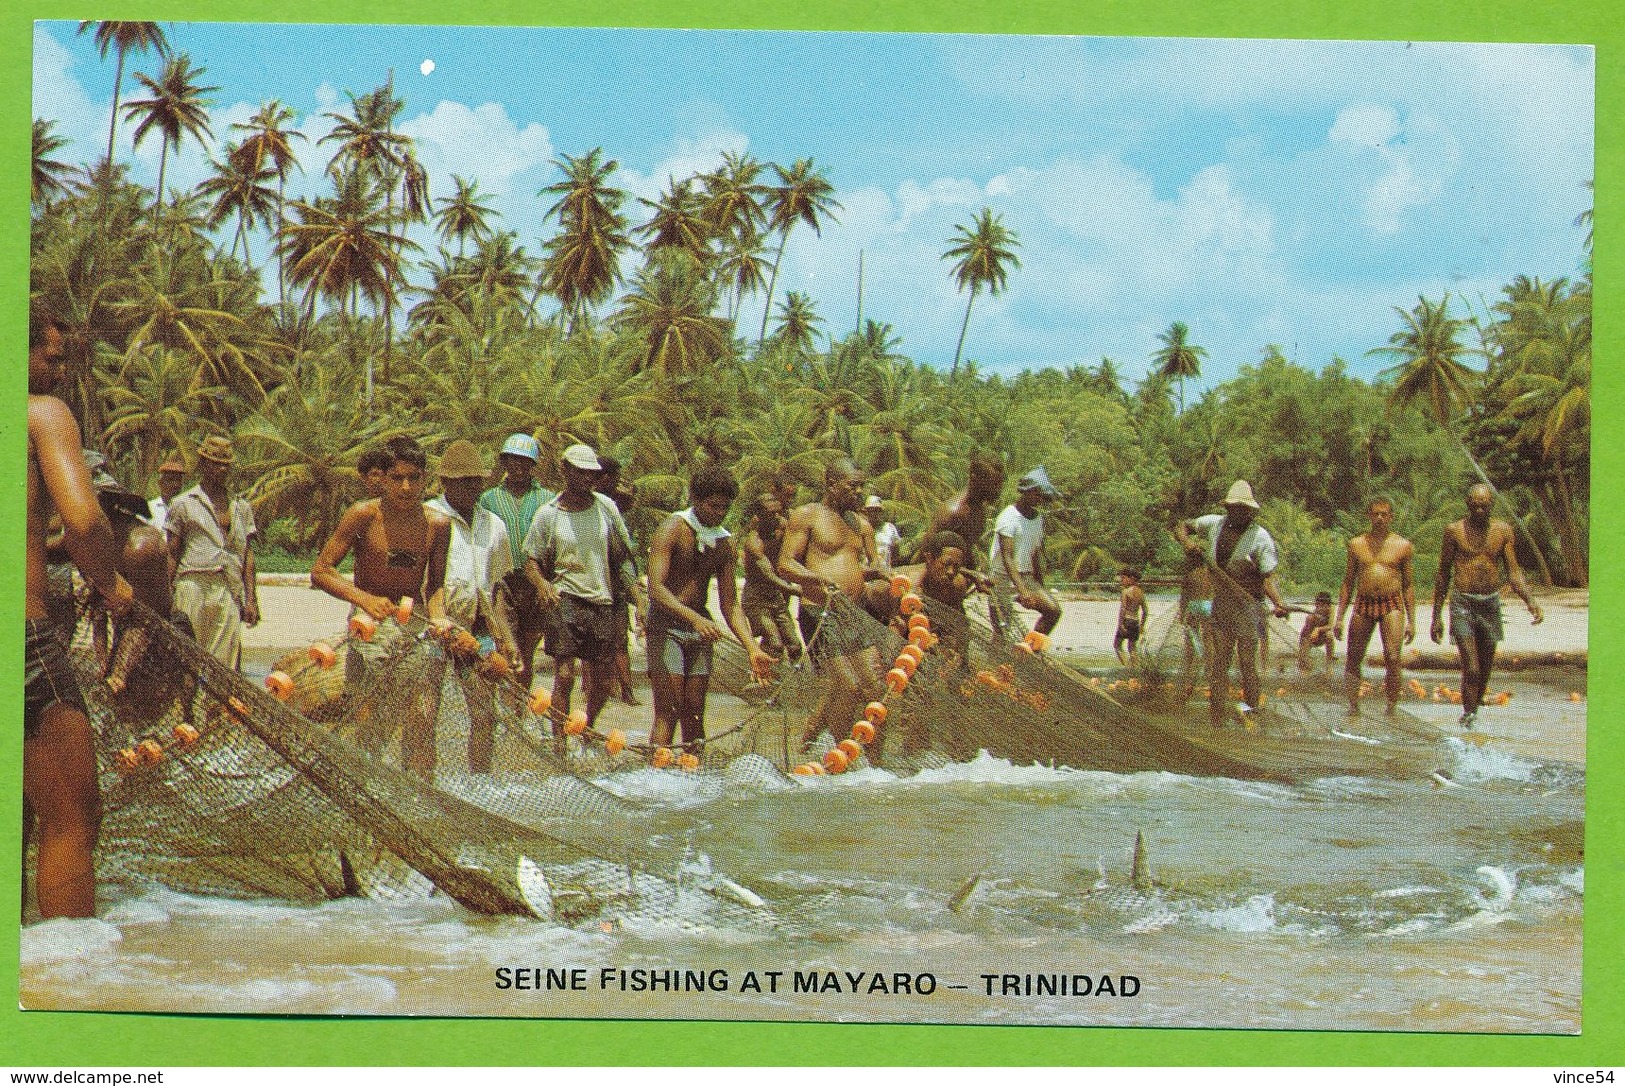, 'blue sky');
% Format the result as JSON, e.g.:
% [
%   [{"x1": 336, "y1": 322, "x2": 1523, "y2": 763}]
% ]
[{"x1": 34, "y1": 22, "x2": 1593, "y2": 387}]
